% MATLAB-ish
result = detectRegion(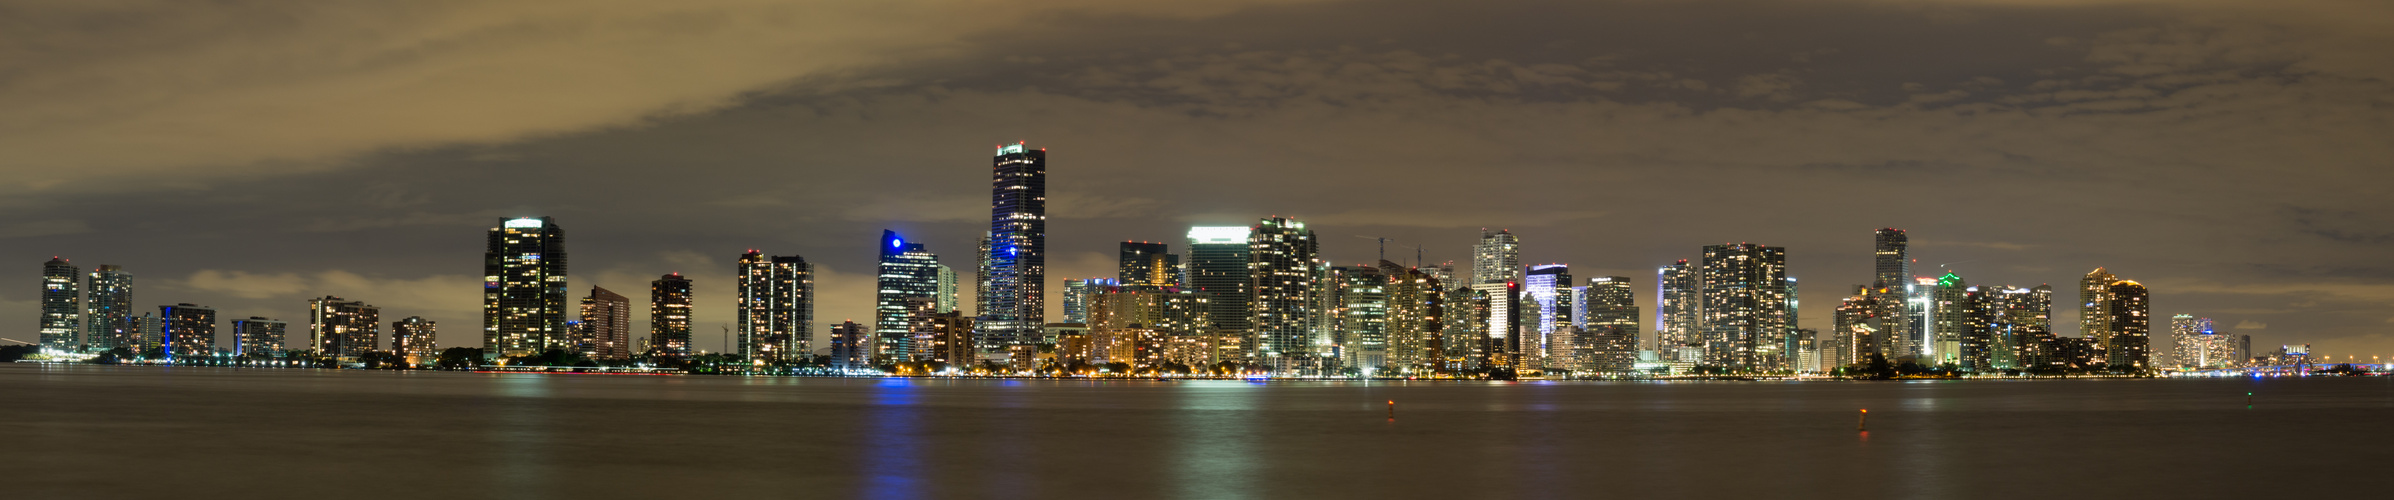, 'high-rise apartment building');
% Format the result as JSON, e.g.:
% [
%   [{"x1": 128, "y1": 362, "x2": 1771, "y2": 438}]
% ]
[
  {"x1": 1247, "y1": 217, "x2": 1320, "y2": 368},
  {"x1": 309, "y1": 296, "x2": 380, "y2": 358},
  {"x1": 1329, "y1": 265, "x2": 1388, "y2": 370},
  {"x1": 1472, "y1": 229, "x2": 1522, "y2": 285},
  {"x1": 1523, "y1": 264, "x2": 1572, "y2": 370},
  {"x1": 1119, "y1": 241, "x2": 1179, "y2": 288},
  {"x1": 484, "y1": 217, "x2": 568, "y2": 360},
  {"x1": 1380, "y1": 261, "x2": 1443, "y2": 373},
  {"x1": 232, "y1": 317, "x2": 286, "y2": 357},
  {"x1": 877, "y1": 230, "x2": 941, "y2": 364},
  {"x1": 392, "y1": 316, "x2": 437, "y2": 366},
  {"x1": 1060, "y1": 279, "x2": 1092, "y2": 323},
  {"x1": 86, "y1": 265, "x2": 134, "y2": 351},
  {"x1": 1187, "y1": 226, "x2": 1253, "y2": 352},
  {"x1": 1699, "y1": 243, "x2": 1788, "y2": 369},
  {"x1": 936, "y1": 265, "x2": 958, "y2": 314},
  {"x1": 578, "y1": 286, "x2": 632, "y2": 360},
  {"x1": 162, "y1": 303, "x2": 217, "y2": 358},
  {"x1": 830, "y1": 320, "x2": 871, "y2": 369},
  {"x1": 1656, "y1": 260, "x2": 1698, "y2": 357},
  {"x1": 1443, "y1": 286, "x2": 1493, "y2": 370},
  {"x1": 1872, "y1": 229, "x2": 1918, "y2": 359},
  {"x1": 1577, "y1": 276, "x2": 1638, "y2": 373},
  {"x1": 133, "y1": 312, "x2": 163, "y2": 353},
  {"x1": 978, "y1": 142, "x2": 1048, "y2": 364},
  {"x1": 1931, "y1": 272, "x2": 1970, "y2": 367},
  {"x1": 737, "y1": 250, "x2": 814, "y2": 362},
  {"x1": 2106, "y1": 280, "x2": 2150, "y2": 369},
  {"x1": 651, "y1": 273, "x2": 694, "y2": 357},
  {"x1": 2080, "y1": 267, "x2": 2118, "y2": 357},
  {"x1": 40, "y1": 257, "x2": 80, "y2": 351}
]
